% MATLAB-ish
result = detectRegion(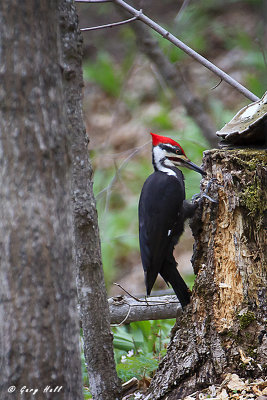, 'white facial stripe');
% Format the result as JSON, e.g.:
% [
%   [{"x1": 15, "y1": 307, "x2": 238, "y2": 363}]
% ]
[{"x1": 153, "y1": 146, "x2": 177, "y2": 177}]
